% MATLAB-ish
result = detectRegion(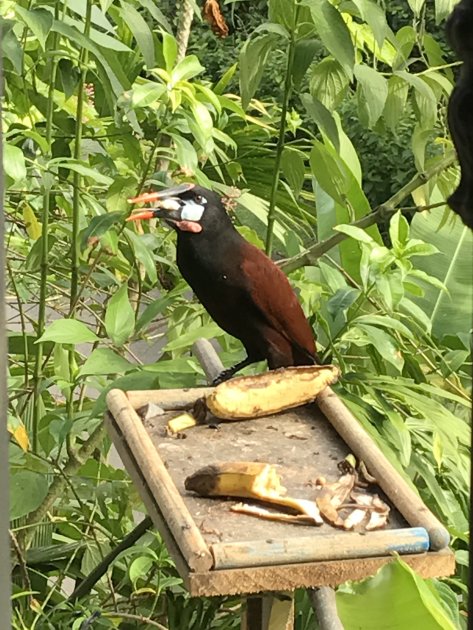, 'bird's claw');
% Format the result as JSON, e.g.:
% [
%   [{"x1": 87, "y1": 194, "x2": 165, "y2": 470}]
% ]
[{"x1": 212, "y1": 369, "x2": 234, "y2": 386}]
